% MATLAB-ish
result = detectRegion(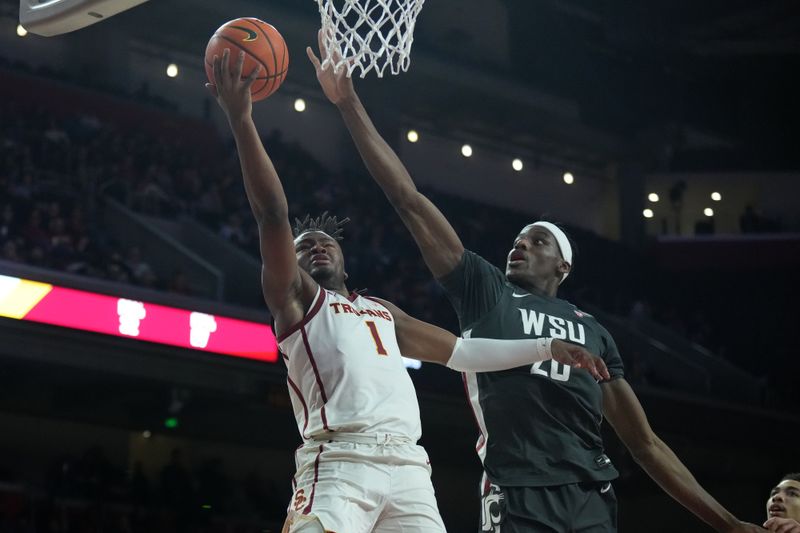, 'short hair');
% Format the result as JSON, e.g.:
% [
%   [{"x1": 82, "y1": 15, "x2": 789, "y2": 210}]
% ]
[
  {"x1": 781, "y1": 473, "x2": 800, "y2": 483},
  {"x1": 292, "y1": 212, "x2": 349, "y2": 241}
]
